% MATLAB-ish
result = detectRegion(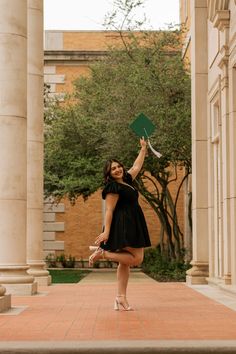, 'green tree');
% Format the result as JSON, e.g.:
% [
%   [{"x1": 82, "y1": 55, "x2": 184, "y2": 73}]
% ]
[
  {"x1": 44, "y1": 104, "x2": 104, "y2": 202},
  {"x1": 44, "y1": 2, "x2": 191, "y2": 260}
]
